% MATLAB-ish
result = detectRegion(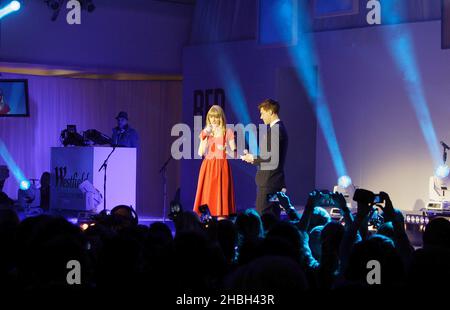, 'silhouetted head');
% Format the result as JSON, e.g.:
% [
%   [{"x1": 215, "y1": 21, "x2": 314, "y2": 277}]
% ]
[
  {"x1": 225, "y1": 255, "x2": 308, "y2": 292},
  {"x1": 423, "y1": 217, "x2": 450, "y2": 250},
  {"x1": 261, "y1": 212, "x2": 279, "y2": 234},
  {"x1": 174, "y1": 211, "x2": 204, "y2": 236},
  {"x1": 15, "y1": 215, "x2": 89, "y2": 289},
  {"x1": 110, "y1": 205, "x2": 138, "y2": 229},
  {"x1": 266, "y1": 221, "x2": 301, "y2": 260},
  {"x1": 148, "y1": 222, "x2": 173, "y2": 245},
  {"x1": 321, "y1": 221, "x2": 344, "y2": 251},
  {"x1": 309, "y1": 225, "x2": 324, "y2": 261},
  {"x1": 377, "y1": 221, "x2": 395, "y2": 240},
  {"x1": 408, "y1": 246, "x2": 450, "y2": 287},
  {"x1": 309, "y1": 207, "x2": 331, "y2": 231},
  {"x1": 236, "y1": 209, "x2": 264, "y2": 241},
  {"x1": 115, "y1": 111, "x2": 129, "y2": 129},
  {"x1": 40, "y1": 172, "x2": 51, "y2": 188},
  {"x1": 345, "y1": 234, "x2": 405, "y2": 287}
]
